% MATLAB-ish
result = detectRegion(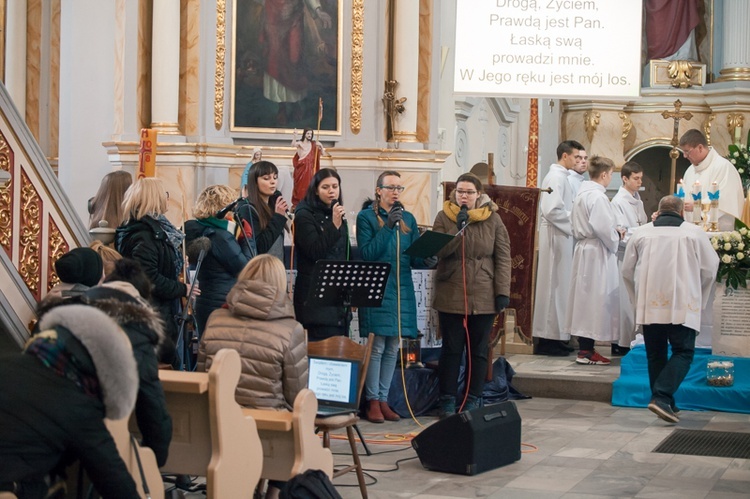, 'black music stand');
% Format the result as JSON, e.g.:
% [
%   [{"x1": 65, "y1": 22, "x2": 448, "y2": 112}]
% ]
[{"x1": 307, "y1": 260, "x2": 392, "y2": 337}]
